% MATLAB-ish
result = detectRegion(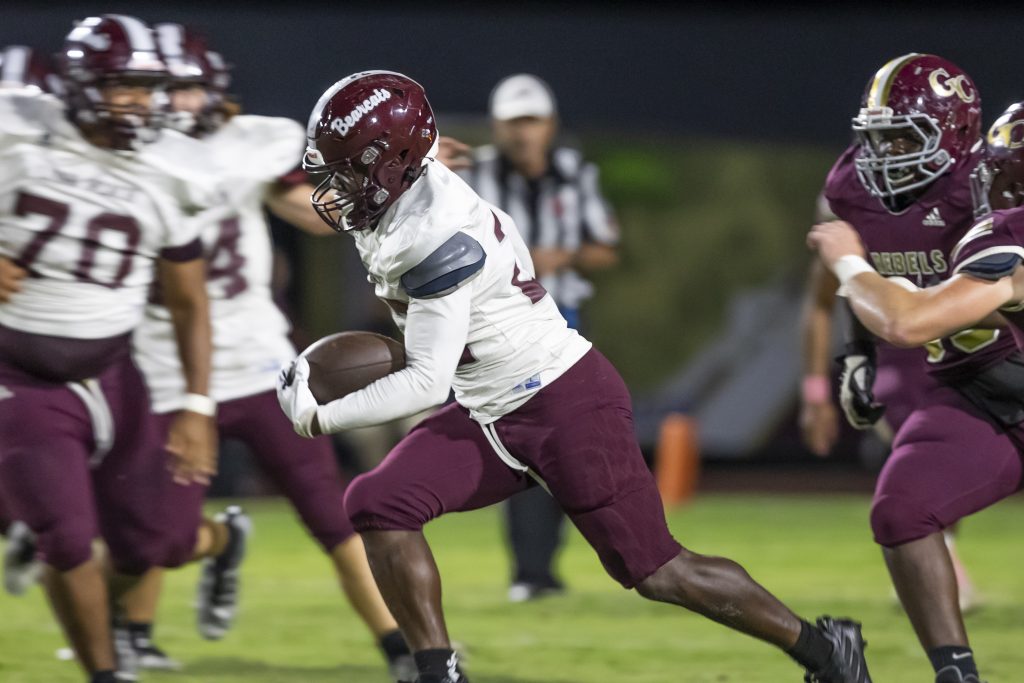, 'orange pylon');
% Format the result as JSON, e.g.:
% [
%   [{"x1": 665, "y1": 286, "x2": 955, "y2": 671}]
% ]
[{"x1": 655, "y1": 412, "x2": 700, "y2": 507}]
